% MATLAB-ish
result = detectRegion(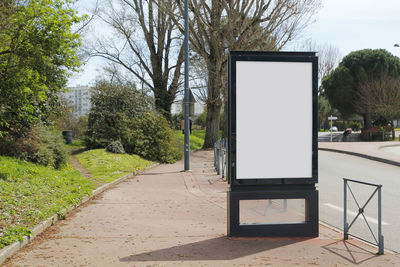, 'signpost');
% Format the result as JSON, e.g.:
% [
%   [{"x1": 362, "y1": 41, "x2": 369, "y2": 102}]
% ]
[
  {"x1": 328, "y1": 115, "x2": 338, "y2": 142},
  {"x1": 227, "y1": 51, "x2": 319, "y2": 237}
]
